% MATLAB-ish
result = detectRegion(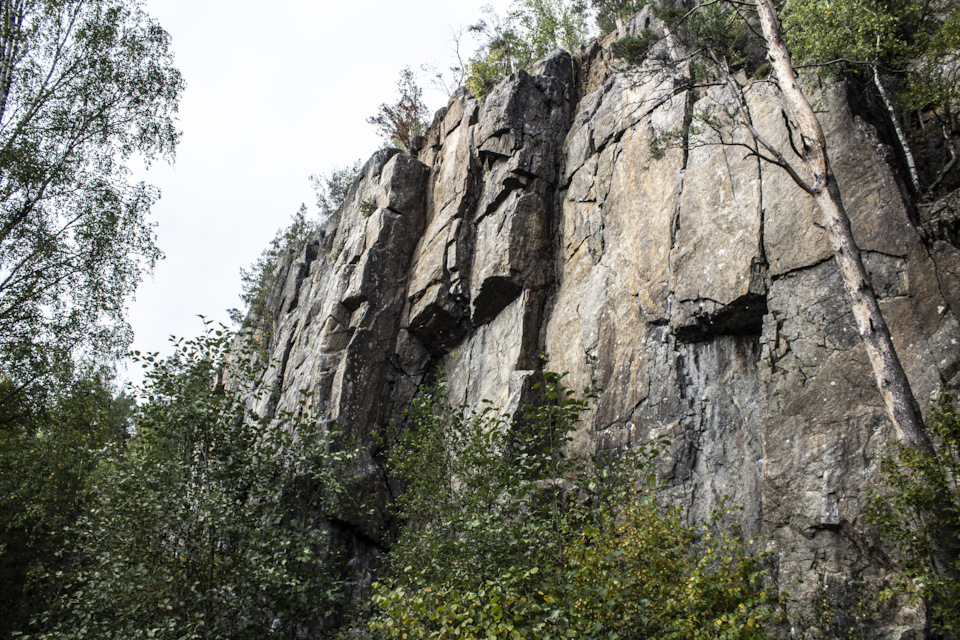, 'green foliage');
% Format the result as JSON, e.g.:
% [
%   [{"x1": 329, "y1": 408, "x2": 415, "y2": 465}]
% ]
[
  {"x1": 784, "y1": 0, "x2": 911, "y2": 66},
  {"x1": 611, "y1": 1, "x2": 755, "y2": 80},
  {"x1": 592, "y1": 0, "x2": 649, "y2": 34},
  {"x1": 359, "y1": 198, "x2": 377, "y2": 218},
  {"x1": 652, "y1": 1, "x2": 691, "y2": 30},
  {"x1": 512, "y1": 0, "x2": 591, "y2": 59},
  {"x1": 465, "y1": 6, "x2": 529, "y2": 98},
  {"x1": 0, "y1": 1, "x2": 182, "y2": 620},
  {"x1": 465, "y1": 1, "x2": 592, "y2": 97},
  {"x1": 26, "y1": 323, "x2": 358, "y2": 640},
  {"x1": 466, "y1": 40, "x2": 527, "y2": 98},
  {"x1": 230, "y1": 204, "x2": 319, "y2": 329},
  {"x1": 783, "y1": 0, "x2": 960, "y2": 118},
  {"x1": 0, "y1": 0, "x2": 182, "y2": 390},
  {"x1": 791, "y1": 578, "x2": 880, "y2": 640},
  {"x1": 610, "y1": 29, "x2": 659, "y2": 65},
  {"x1": 367, "y1": 67, "x2": 429, "y2": 152},
  {"x1": 683, "y1": 2, "x2": 749, "y2": 73},
  {"x1": 369, "y1": 373, "x2": 780, "y2": 639},
  {"x1": 0, "y1": 371, "x2": 132, "y2": 638},
  {"x1": 311, "y1": 160, "x2": 362, "y2": 218},
  {"x1": 864, "y1": 393, "x2": 960, "y2": 638}
]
